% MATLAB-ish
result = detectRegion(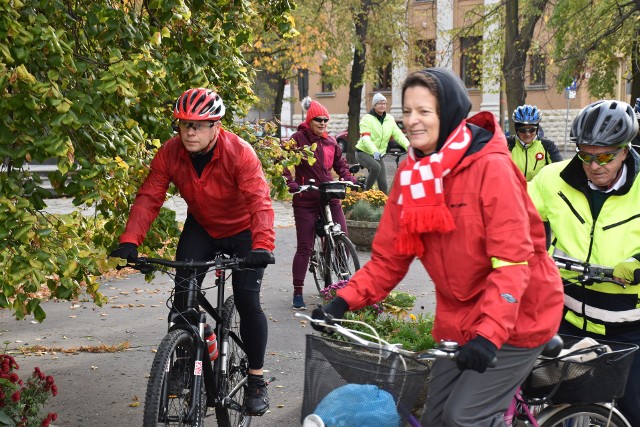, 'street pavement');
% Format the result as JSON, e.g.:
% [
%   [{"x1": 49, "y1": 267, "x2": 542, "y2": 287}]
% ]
[{"x1": 0, "y1": 195, "x2": 434, "y2": 426}]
